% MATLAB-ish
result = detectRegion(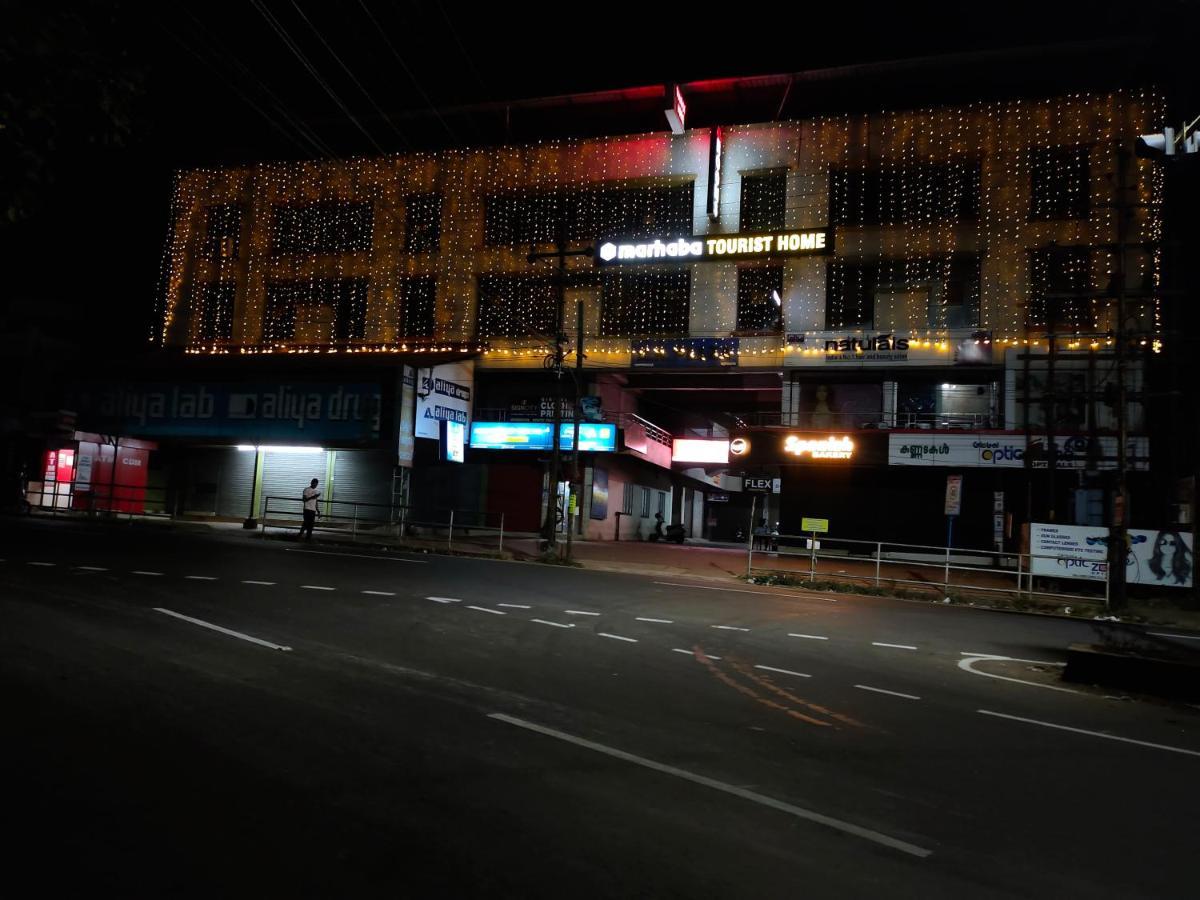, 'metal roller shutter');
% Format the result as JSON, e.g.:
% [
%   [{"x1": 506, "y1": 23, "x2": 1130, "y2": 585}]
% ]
[
  {"x1": 331, "y1": 450, "x2": 394, "y2": 524},
  {"x1": 261, "y1": 450, "x2": 328, "y2": 519},
  {"x1": 215, "y1": 448, "x2": 257, "y2": 519}
]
